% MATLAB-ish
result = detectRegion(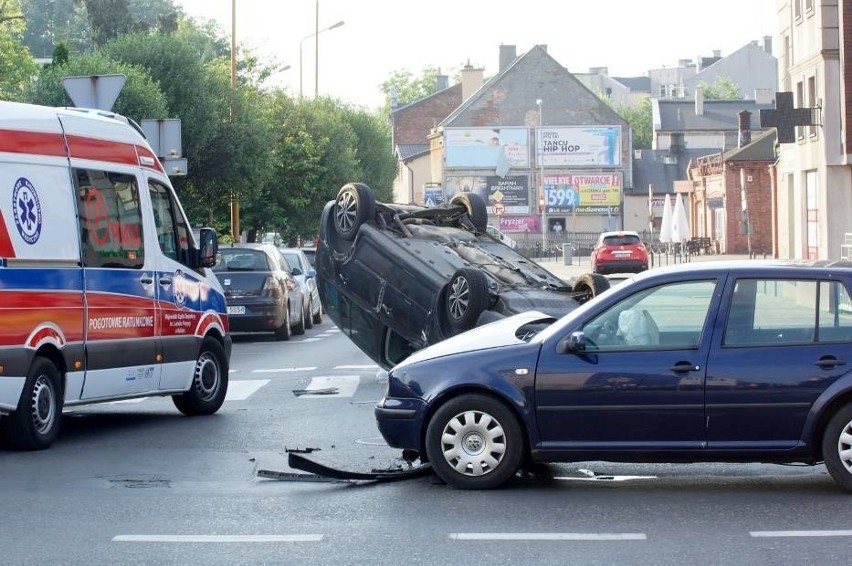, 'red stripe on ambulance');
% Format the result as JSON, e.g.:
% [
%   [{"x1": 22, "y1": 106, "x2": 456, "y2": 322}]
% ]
[{"x1": 0, "y1": 129, "x2": 66, "y2": 157}]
